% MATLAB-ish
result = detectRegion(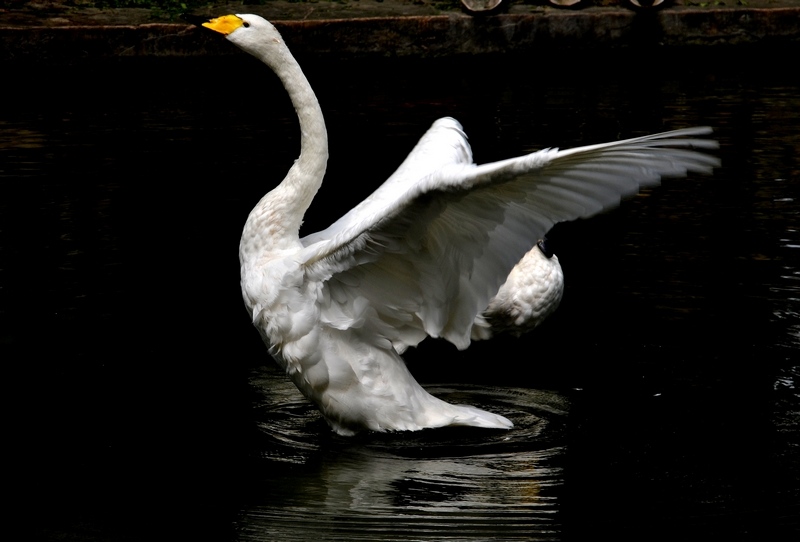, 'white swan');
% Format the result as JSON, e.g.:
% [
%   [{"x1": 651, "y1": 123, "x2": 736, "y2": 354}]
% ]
[{"x1": 188, "y1": 14, "x2": 719, "y2": 435}]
